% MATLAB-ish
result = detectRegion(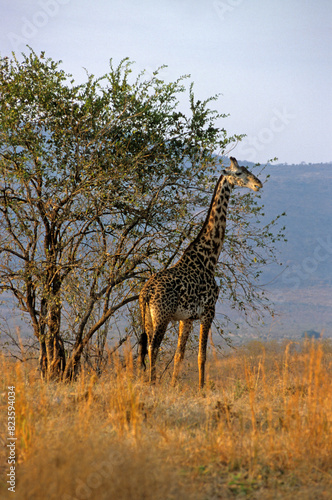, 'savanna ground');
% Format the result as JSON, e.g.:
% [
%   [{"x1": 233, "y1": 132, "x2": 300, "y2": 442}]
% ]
[{"x1": 1, "y1": 339, "x2": 332, "y2": 499}]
